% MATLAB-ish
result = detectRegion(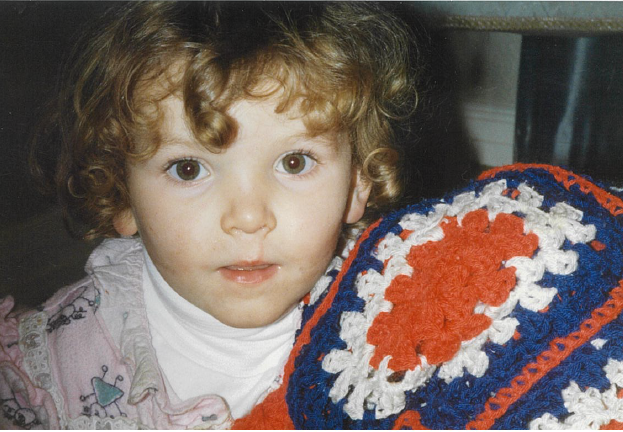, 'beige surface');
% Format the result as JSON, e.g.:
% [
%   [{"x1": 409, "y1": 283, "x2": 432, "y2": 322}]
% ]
[{"x1": 408, "y1": 1, "x2": 623, "y2": 33}]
